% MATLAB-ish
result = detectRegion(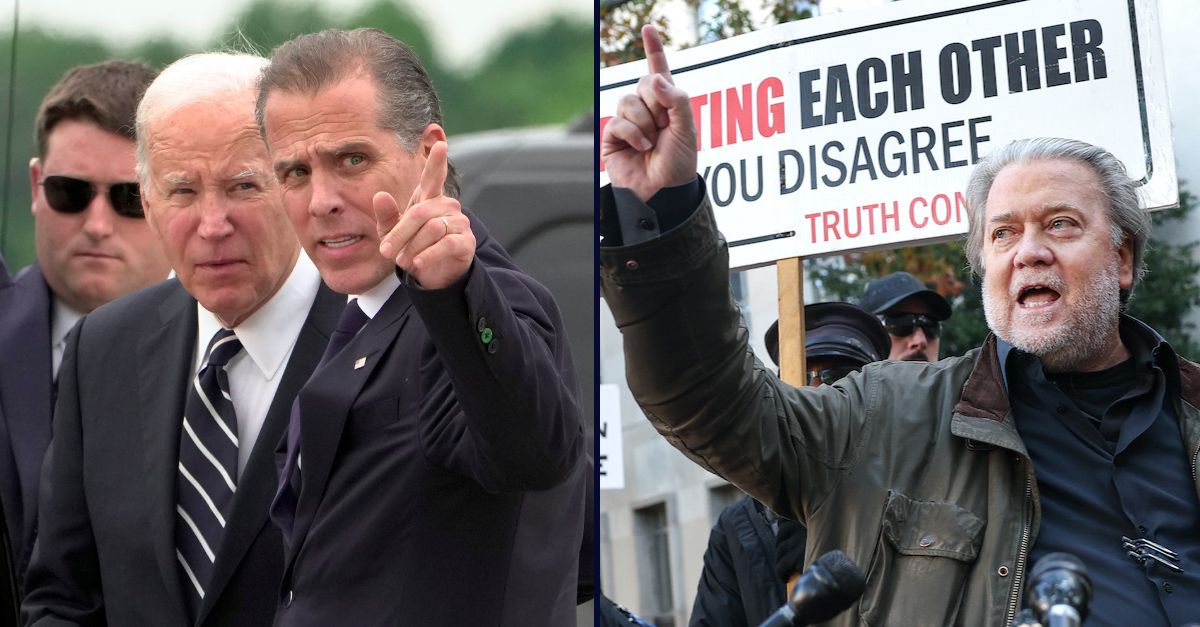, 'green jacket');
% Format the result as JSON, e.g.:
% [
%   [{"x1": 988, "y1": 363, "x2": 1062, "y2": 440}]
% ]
[{"x1": 599, "y1": 191, "x2": 1200, "y2": 626}]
